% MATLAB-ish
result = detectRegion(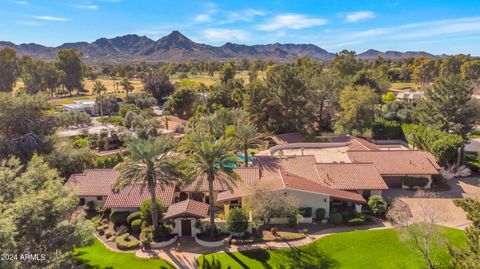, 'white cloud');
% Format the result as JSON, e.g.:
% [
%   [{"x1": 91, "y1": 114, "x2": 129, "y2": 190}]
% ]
[
  {"x1": 202, "y1": 28, "x2": 250, "y2": 42},
  {"x1": 194, "y1": 2, "x2": 218, "y2": 23},
  {"x1": 225, "y1": 9, "x2": 265, "y2": 23},
  {"x1": 194, "y1": 14, "x2": 211, "y2": 23},
  {"x1": 320, "y1": 16, "x2": 480, "y2": 49},
  {"x1": 31, "y1": 16, "x2": 70, "y2": 21},
  {"x1": 72, "y1": 4, "x2": 98, "y2": 10},
  {"x1": 344, "y1": 11, "x2": 375, "y2": 23},
  {"x1": 258, "y1": 14, "x2": 326, "y2": 31}
]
